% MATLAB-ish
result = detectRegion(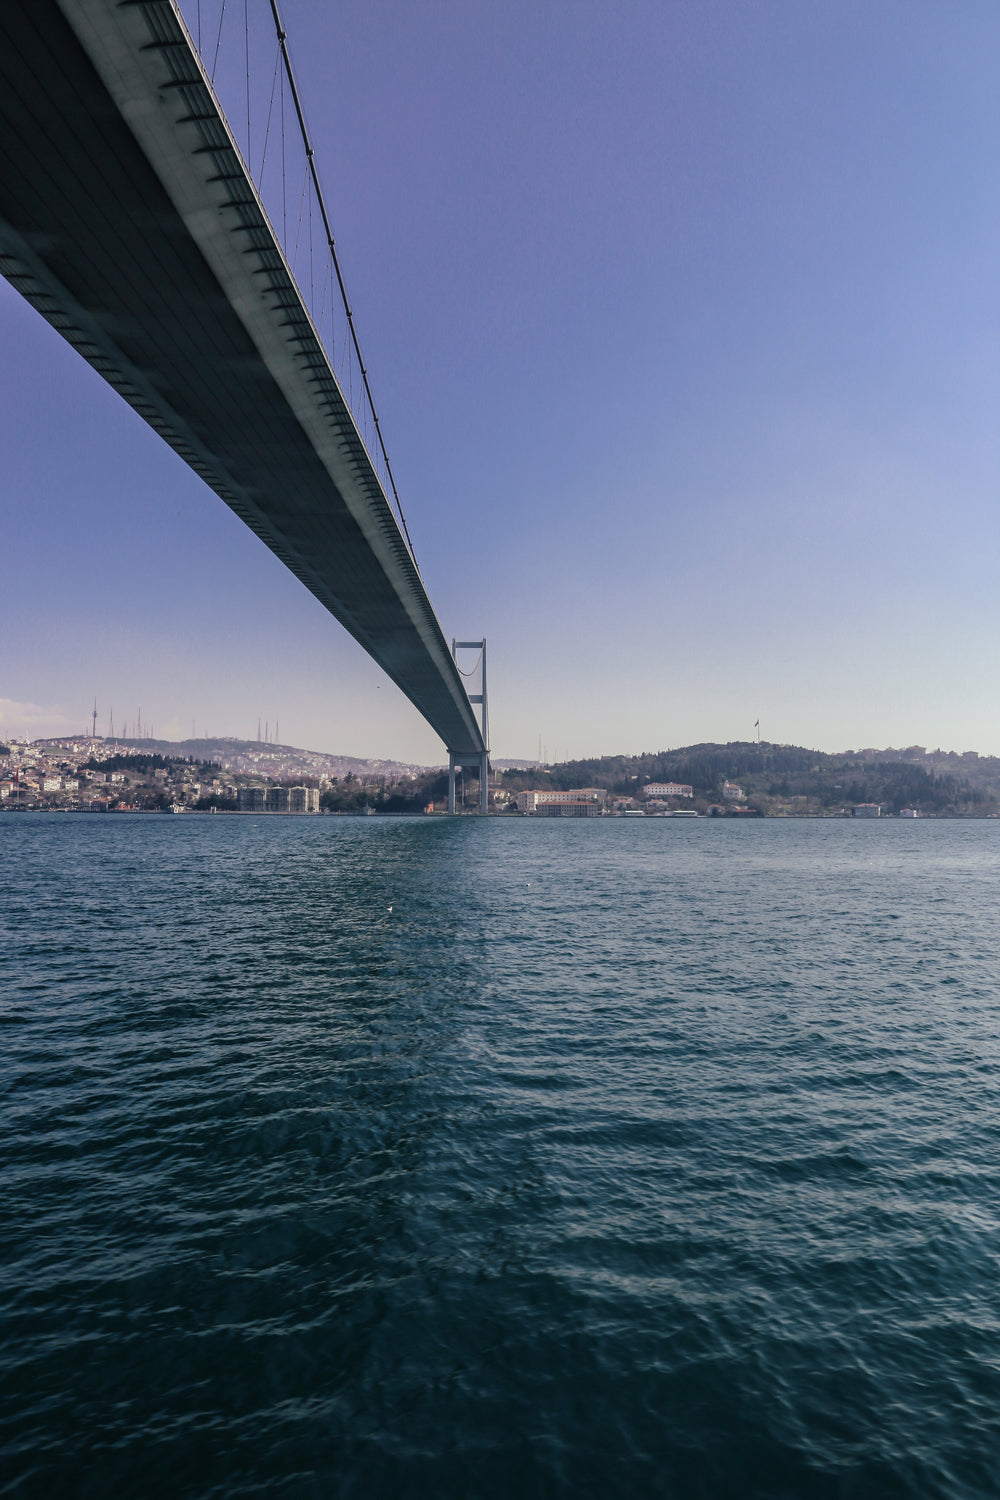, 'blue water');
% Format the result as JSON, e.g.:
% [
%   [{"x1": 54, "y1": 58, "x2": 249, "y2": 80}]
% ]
[{"x1": 2, "y1": 814, "x2": 999, "y2": 1497}]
